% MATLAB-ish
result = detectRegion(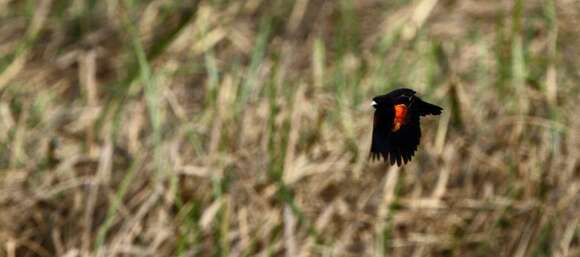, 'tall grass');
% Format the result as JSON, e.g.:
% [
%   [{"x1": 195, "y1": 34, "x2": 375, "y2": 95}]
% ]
[{"x1": 0, "y1": 1, "x2": 578, "y2": 257}]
